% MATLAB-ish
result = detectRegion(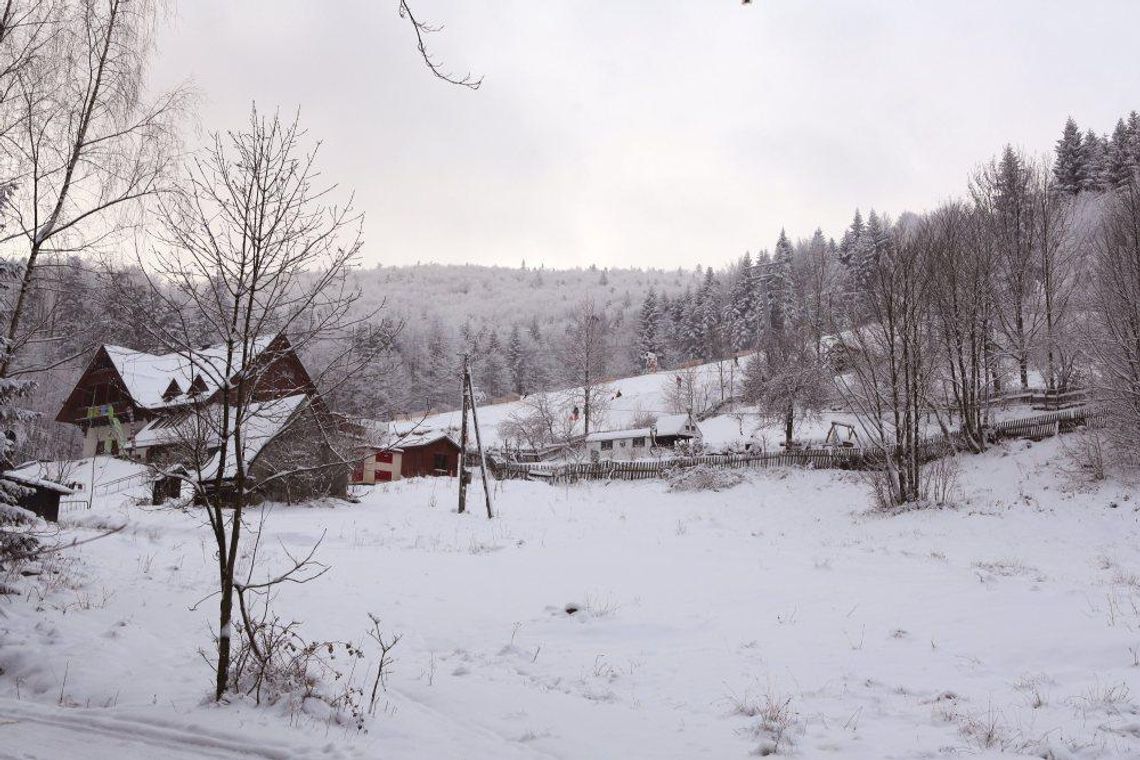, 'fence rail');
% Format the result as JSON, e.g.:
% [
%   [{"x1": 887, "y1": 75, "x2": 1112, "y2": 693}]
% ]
[
  {"x1": 93, "y1": 469, "x2": 152, "y2": 497},
  {"x1": 490, "y1": 406, "x2": 1099, "y2": 485}
]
